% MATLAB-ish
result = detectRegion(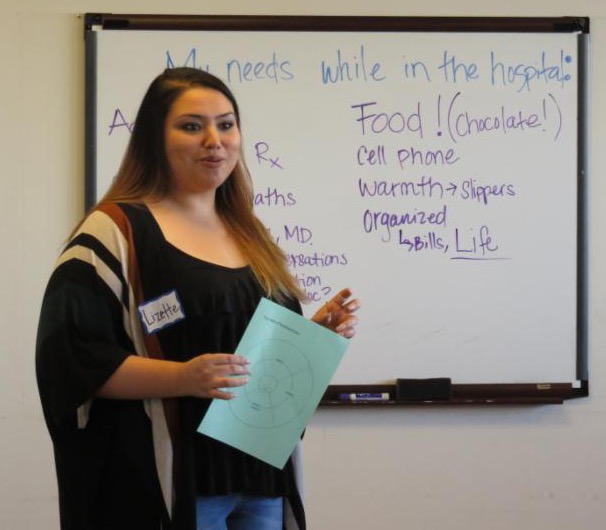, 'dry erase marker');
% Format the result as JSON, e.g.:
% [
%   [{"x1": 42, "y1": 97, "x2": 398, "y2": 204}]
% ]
[{"x1": 339, "y1": 392, "x2": 390, "y2": 402}]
